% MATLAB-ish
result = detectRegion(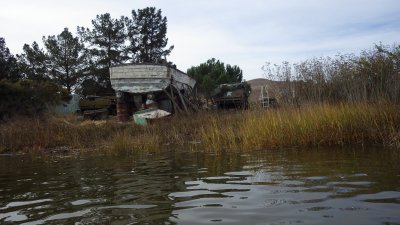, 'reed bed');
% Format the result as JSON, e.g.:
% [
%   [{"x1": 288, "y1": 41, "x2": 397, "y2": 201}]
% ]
[
  {"x1": 0, "y1": 103, "x2": 399, "y2": 153},
  {"x1": 238, "y1": 103, "x2": 400, "y2": 150}
]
